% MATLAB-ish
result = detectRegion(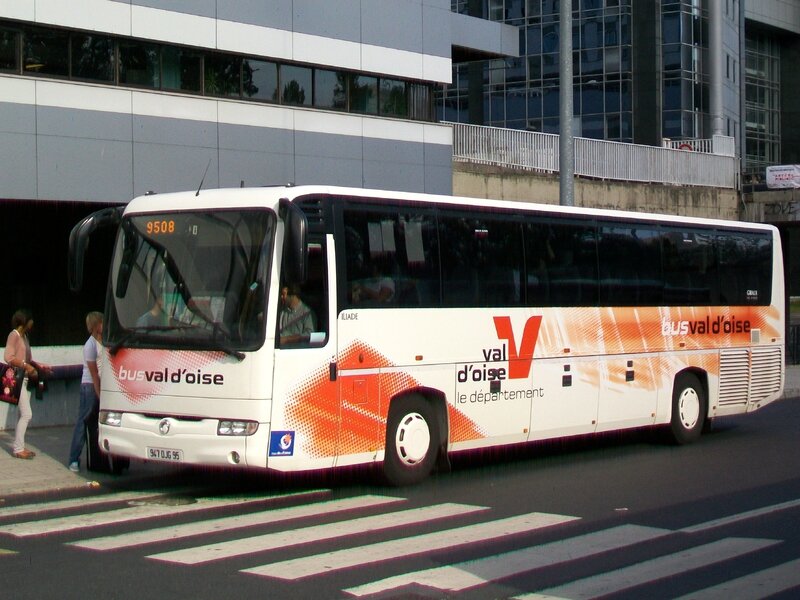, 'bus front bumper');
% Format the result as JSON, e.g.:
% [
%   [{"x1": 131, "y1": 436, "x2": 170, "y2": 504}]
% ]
[{"x1": 98, "y1": 413, "x2": 269, "y2": 469}]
